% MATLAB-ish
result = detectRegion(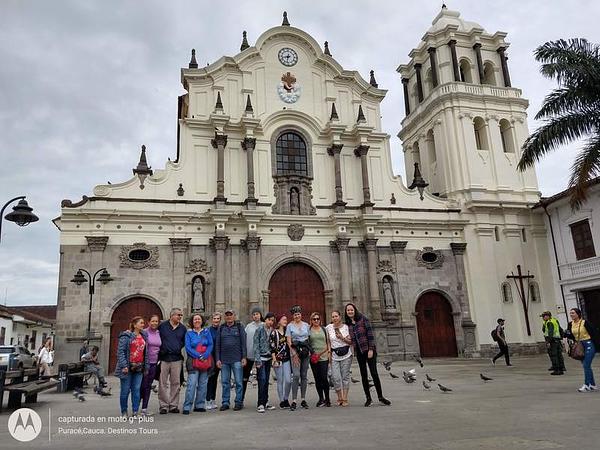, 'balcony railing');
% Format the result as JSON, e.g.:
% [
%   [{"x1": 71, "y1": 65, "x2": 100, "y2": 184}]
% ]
[{"x1": 559, "y1": 255, "x2": 600, "y2": 281}]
